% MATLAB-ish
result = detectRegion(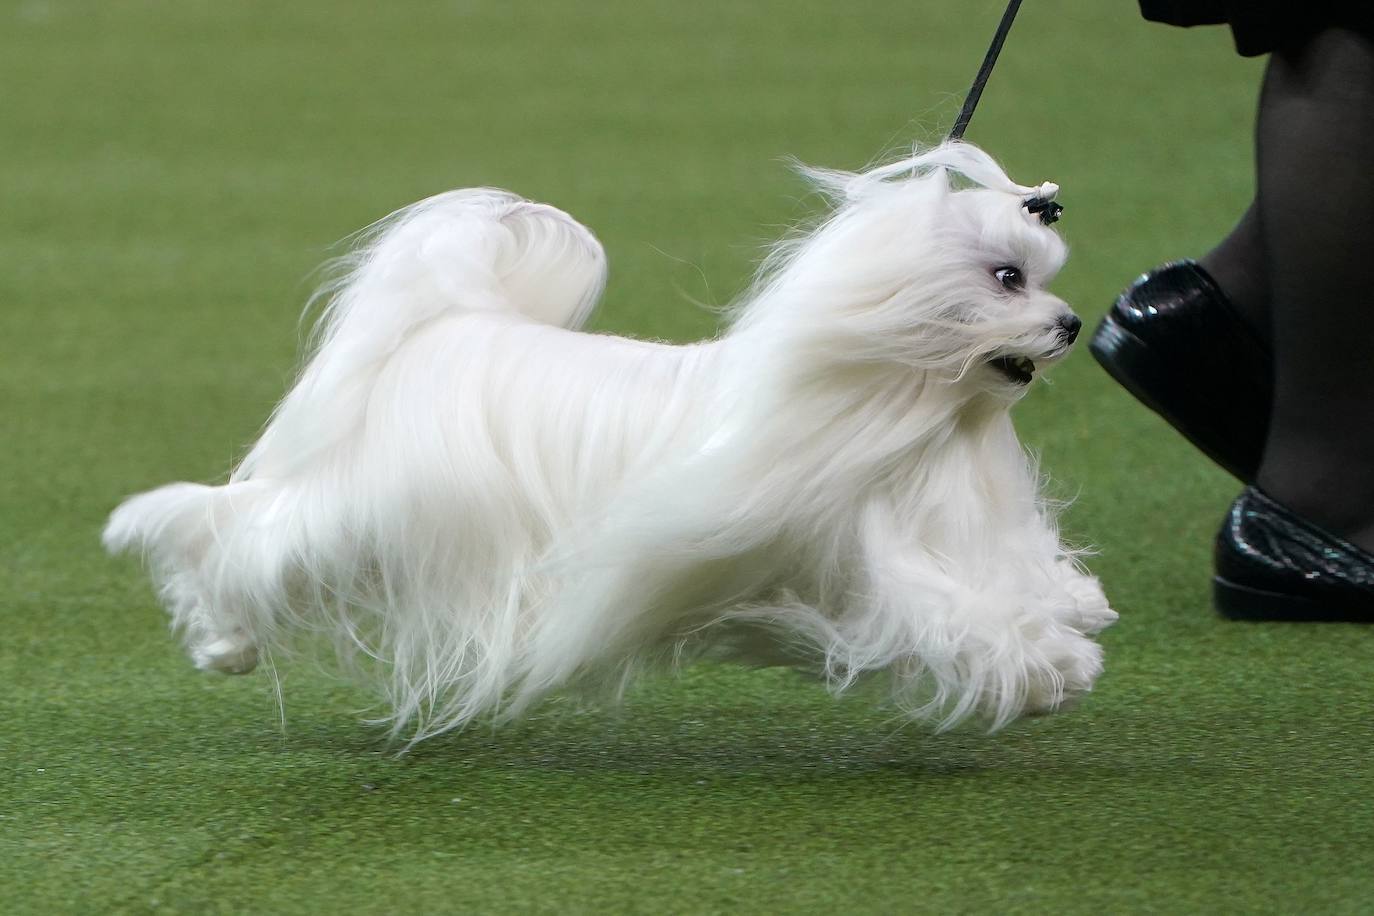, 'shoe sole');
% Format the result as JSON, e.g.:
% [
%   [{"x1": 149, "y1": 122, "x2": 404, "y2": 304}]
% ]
[
  {"x1": 1213, "y1": 576, "x2": 1371, "y2": 623},
  {"x1": 1089, "y1": 314, "x2": 1252, "y2": 482}
]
